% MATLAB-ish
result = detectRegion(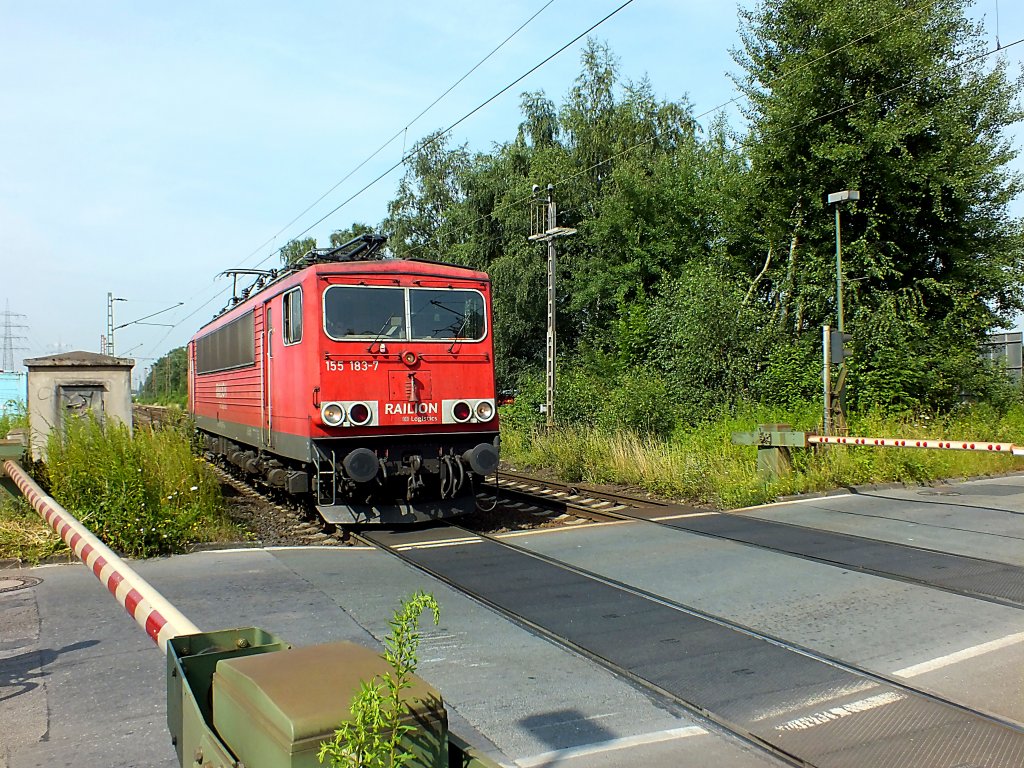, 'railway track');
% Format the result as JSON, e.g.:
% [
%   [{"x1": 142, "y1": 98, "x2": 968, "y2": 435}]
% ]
[
  {"x1": 195, "y1": 461, "x2": 1024, "y2": 765},
  {"x1": 359, "y1": 523, "x2": 1024, "y2": 768},
  {"x1": 205, "y1": 460, "x2": 348, "y2": 547},
  {"x1": 492, "y1": 470, "x2": 1024, "y2": 610}
]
